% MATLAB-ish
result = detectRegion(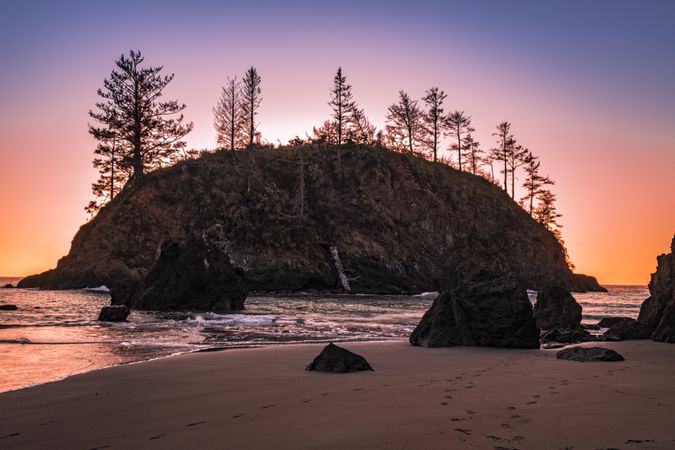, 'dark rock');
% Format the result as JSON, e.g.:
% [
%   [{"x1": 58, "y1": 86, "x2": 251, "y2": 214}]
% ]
[
  {"x1": 533, "y1": 287, "x2": 582, "y2": 330},
  {"x1": 637, "y1": 235, "x2": 675, "y2": 342},
  {"x1": 17, "y1": 145, "x2": 576, "y2": 294},
  {"x1": 569, "y1": 273, "x2": 607, "y2": 292},
  {"x1": 410, "y1": 270, "x2": 540, "y2": 349},
  {"x1": 602, "y1": 317, "x2": 651, "y2": 340},
  {"x1": 597, "y1": 317, "x2": 628, "y2": 328},
  {"x1": 541, "y1": 328, "x2": 592, "y2": 344},
  {"x1": 0, "y1": 304, "x2": 18, "y2": 310},
  {"x1": 582, "y1": 324, "x2": 600, "y2": 331},
  {"x1": 305, "y1": 343, "x2": 374, "y2": 373},
  {"x1": 2, "y1": 283, "x2": 15, "y2": 289},
  {"x1": 556, "y1": 346, "x2": 625, "y2": 362},
  {"x1": 112, "y1": 225, "x2": 247, "y2": 311},
  {"x1": 97, "y1": 305, "x2": 129, "y2": 322}
]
